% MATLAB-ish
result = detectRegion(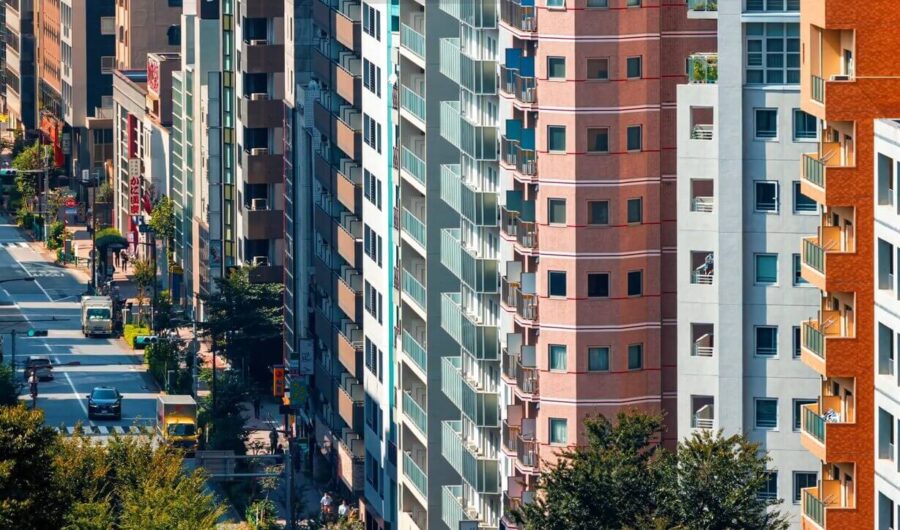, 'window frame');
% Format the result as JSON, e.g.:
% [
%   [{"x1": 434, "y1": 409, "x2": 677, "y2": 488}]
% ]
[
  {"x1": 626, "y1": 125, "x2": 642, "y2": 152},
  {"x1": 588, "y1": 200, "x2": 610, "y2": 226},
  {"x1": 793, "y1": 472, "x2": 817, "y2": 504},
  {"x1": 792, "y1": 109, "x2": 818, "y2": 142},
  {"x1": 588, "y1": 346, "x2": 610, "y2": 372},
  {"x1": 754, "y1": 180, "x2": 779, "y2": 213},
  {"x1": 627, "y1": 343, "x2": 643, "y2": 370},
  {"x1": 754, "y1": 253, "x2": 779, "y2": 286},
  {"x1": 547, "y1": 125, "x2": 567, "y2": 153},
  {"x1": 548, "y1": 270, "x2": 567, "y2": 298},
  {"x1": 547, "y1": 198, "x2": 567, "y2": 225},
  {"x1": 754, "y1": 108, "x2": 779, "y2": 140},
  {"x1": 626, "y1": 197, "x2": 643, "y2": 224},
  {"x1": 587, "y1": 272, "x2": 610, "y2": 298},
  {"x1": 548, "y1": 344, "x2": 567, "y2": 372},
  {"x1": 587, "y1": 127, "x2": 610, "y2": 153},
  {"x1": 793, "y1": 399, "x2": 817, "y2": 431},
  {"x1": 754, "y1": 397, "x2": 779, "y2": 430},
  {"x1": 627, "y1": 270, "x2": 643, "y2": 297},
  {"x1": 586, "y1": 57, "x2": 610, "y2": 80},
  {"x1": 549, "y1": 418, "x2": 568, "y2": 445},
  {"x1": 792, "y1": 253, "x2": 809, "y2": 286},
  {"x1": 626, "y1": 56, "x2": 643, "y2": 79},
  {"x1": 547, "y1": 56, "x2": 566, "y2": 80},
  {"x1": 755, "y1": 325, "x2": 779, "y2": 357},
  {"x1": 793, "y1": 181, "x2": 818, "y2": 214}
]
